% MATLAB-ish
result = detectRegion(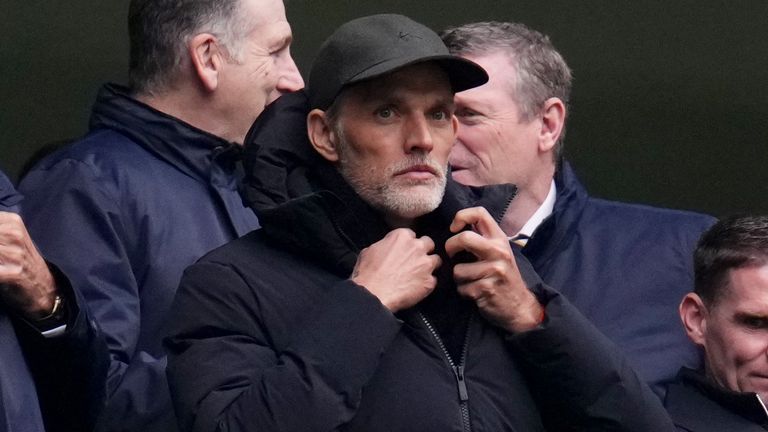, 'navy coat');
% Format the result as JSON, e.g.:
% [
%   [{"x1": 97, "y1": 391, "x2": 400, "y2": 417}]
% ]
[
  {"x1": 19, "y1": 84, "x2": 259, "y2": 432},
  {"x1": 522, "y1": 162, "x2": 716, "y2": 396}
]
